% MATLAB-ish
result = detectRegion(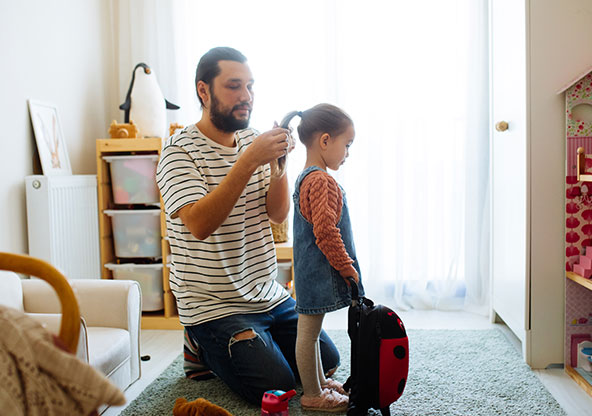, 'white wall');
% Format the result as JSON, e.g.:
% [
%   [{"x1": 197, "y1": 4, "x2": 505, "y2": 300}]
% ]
[{"x1": 0, "y1": 0, "x2": 118, "y2": 254}]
